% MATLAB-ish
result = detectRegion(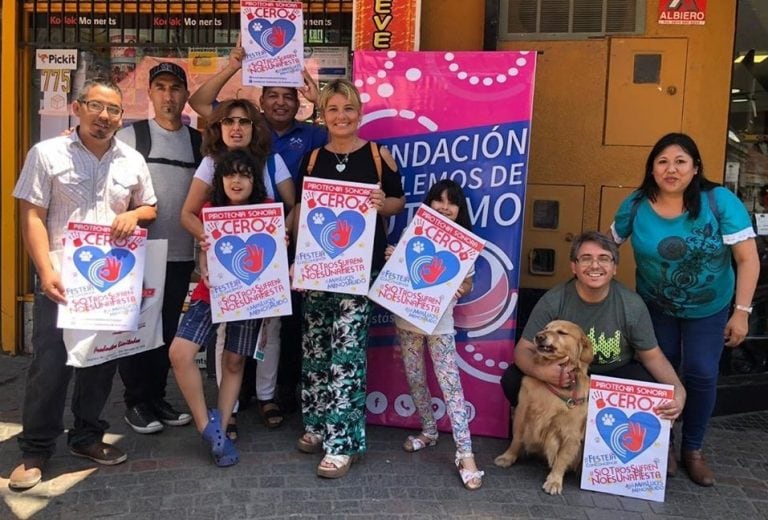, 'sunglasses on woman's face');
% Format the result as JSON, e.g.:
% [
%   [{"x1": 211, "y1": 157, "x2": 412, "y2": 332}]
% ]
[{"x1": 219, "y1": 116, "x2": 253, "y2": 127}]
